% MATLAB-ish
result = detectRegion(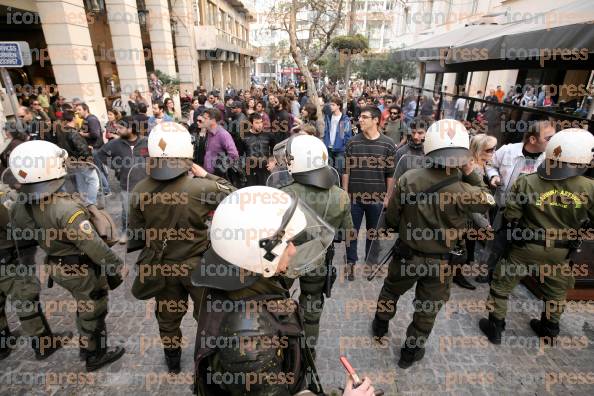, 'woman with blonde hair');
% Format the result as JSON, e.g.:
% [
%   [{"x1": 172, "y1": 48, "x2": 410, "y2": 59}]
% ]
[
  {"x1": 468, "y1": 133, "x2": 498, "y2": 284},
  {"x1": 470, "y1": 134, "x2": 498, "y2": 179}
]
